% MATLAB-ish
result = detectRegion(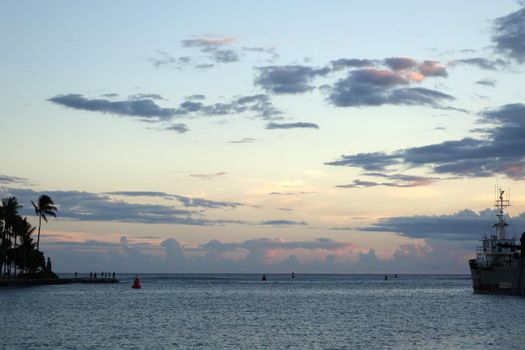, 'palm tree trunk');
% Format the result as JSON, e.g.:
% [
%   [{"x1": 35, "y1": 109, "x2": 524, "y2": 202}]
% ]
[
  {"x1": 13, "y1": 235, "x2": 17, "y2": 278},
  {"x1": 36, "y1": 214, "x2": 41, "y2": 251}
]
